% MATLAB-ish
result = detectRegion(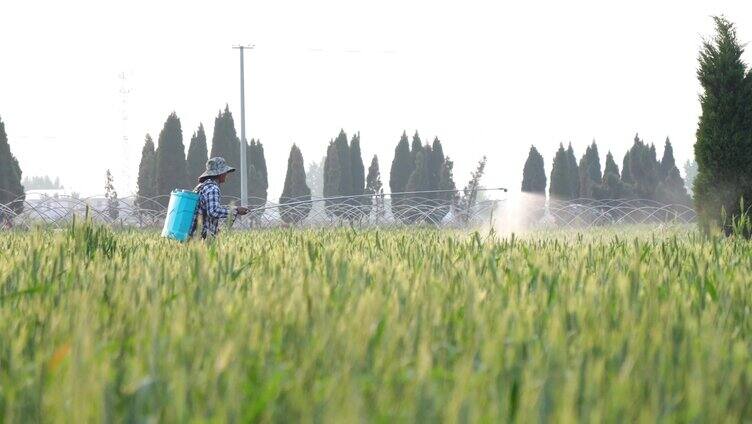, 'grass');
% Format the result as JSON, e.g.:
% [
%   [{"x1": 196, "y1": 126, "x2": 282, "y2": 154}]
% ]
[{"x1": 1, "y1": 222, "x2": 751, "y2": 422}]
